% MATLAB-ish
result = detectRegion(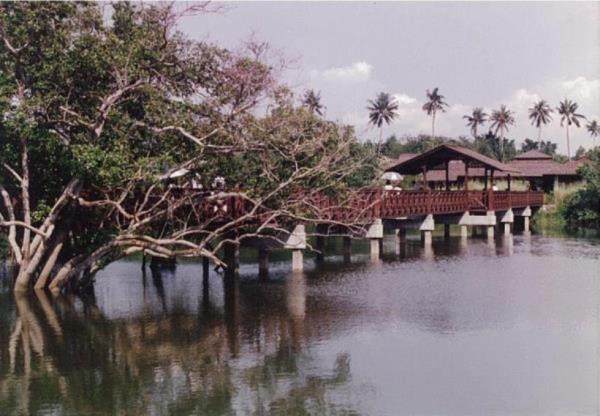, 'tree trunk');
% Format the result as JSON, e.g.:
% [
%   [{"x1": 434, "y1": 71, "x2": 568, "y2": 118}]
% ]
[
  {"x1": 376, "y1": 127, "x2": 383, "y2": 156},
  {"x1": 34, "y1": 233, "x2": 66, "y2": 290},
  {"x1": 20, "y1": 136, "x2": 31, "y2": 265},
  {"x1": 431, "y1": 112, "x2": 436, "y2": 139},
  {"x1": 500, "y1": 130, "x2": 505, "y2": 161},
  {"x1": 13, "y1": 179, "x2": 81, "y2": 292},
  {"x1": 49, "y1": 243, "x2": 116, "y2": 293},
  {"x1": 538, "y1": 126, "x2": 542, "y2": 145},
  {"x1": 566, "y1": 124, "x2": 571, "y2": 159}
]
